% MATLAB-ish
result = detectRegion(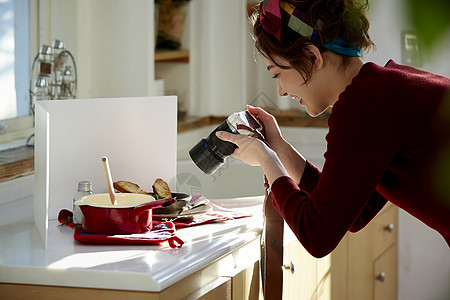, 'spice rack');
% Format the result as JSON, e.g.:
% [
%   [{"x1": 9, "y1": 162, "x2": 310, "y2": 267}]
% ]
[{"x1": 29, "y1": 40, "x2": 77, "y2": 114}]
